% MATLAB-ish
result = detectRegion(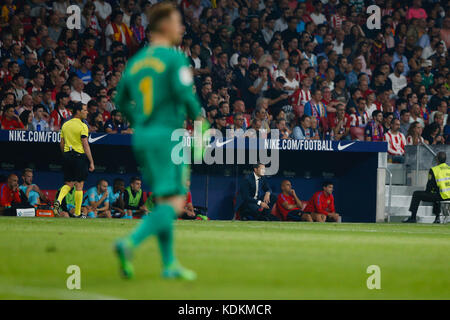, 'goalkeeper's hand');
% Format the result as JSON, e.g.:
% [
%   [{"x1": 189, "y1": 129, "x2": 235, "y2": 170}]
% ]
[{"x1": 192, "y1": 117, "x2": 210, "y2": 163}]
